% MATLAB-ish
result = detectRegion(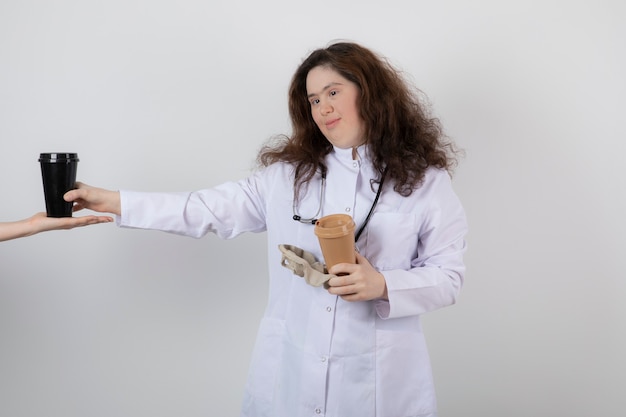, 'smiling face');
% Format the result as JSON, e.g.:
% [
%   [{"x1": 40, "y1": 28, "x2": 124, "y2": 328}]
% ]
[{"x1": 306, "y1": 65, "x2": 365, "y2": 149}]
